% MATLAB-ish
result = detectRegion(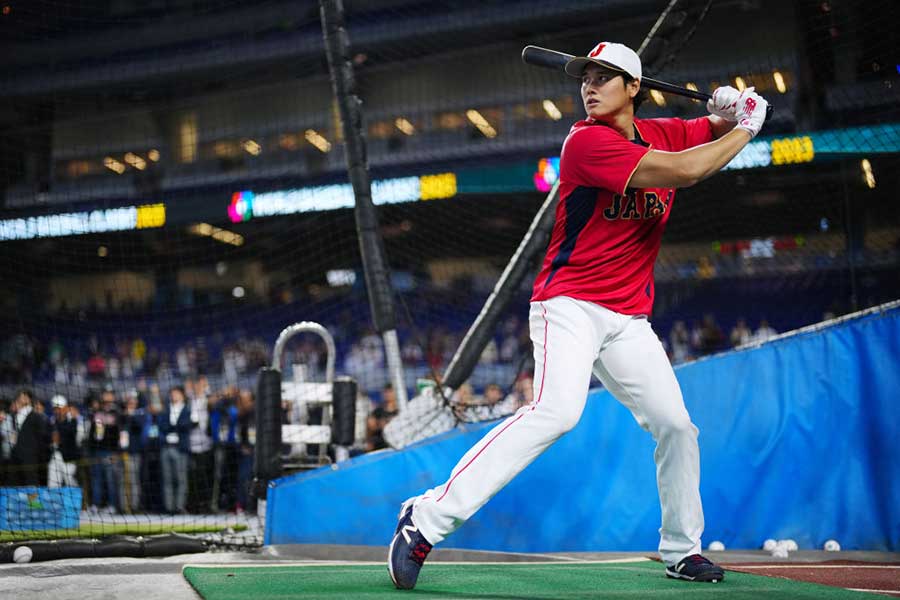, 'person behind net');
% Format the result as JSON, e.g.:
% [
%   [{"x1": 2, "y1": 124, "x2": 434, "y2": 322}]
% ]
[
  {"x1": 140, "y1": 394, "x2": 165, "y2": 513},
  {"x1": 50, "y1": 394, "x2": 82, "y2": 489},
  {"x1": 186, "y1": 376, "x2": 214, "y2": 514},
  {"x1": 9, "y1": 389, "x2": 51, "y2": 487},
  {"x1": 119, "y1": 390, "x2": 145, "y2": 513},
  {"x1": 87, "y1": 387, "x2": 122, "y2": 513},
  {"x1": 388, "y1": 42, "x2": 769, "y2": 589},
  {"x1": 159, "y1": 386, "x2": 192, "y2": 515}
]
